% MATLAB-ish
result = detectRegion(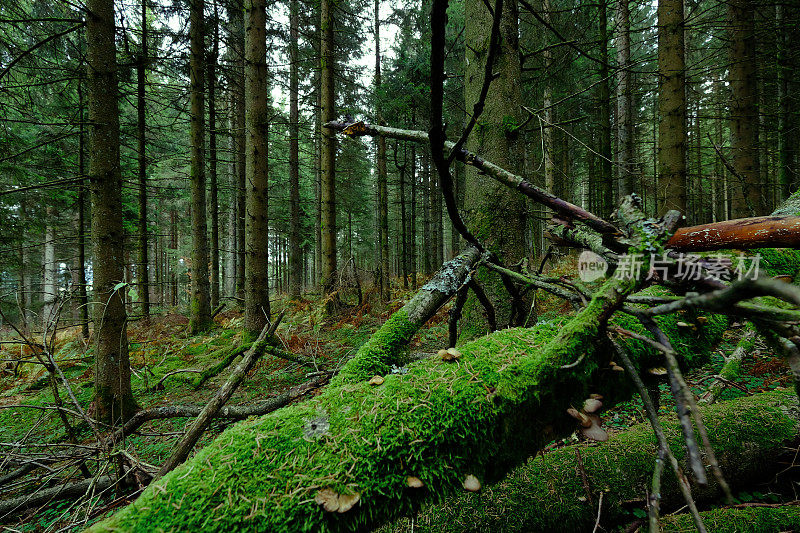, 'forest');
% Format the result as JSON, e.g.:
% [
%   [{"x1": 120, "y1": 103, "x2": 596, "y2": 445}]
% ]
[{"x1": 1, "y1": 0, "x2": 800, "y2": 529}]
